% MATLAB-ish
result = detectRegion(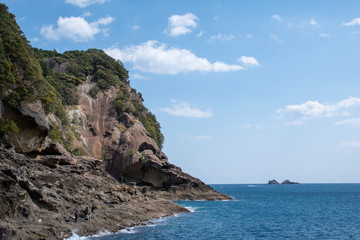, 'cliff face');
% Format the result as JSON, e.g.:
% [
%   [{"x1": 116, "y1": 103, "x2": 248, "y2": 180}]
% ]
[{"x1": 0, "y1": 3, "x2": 230, "y2": 239}]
